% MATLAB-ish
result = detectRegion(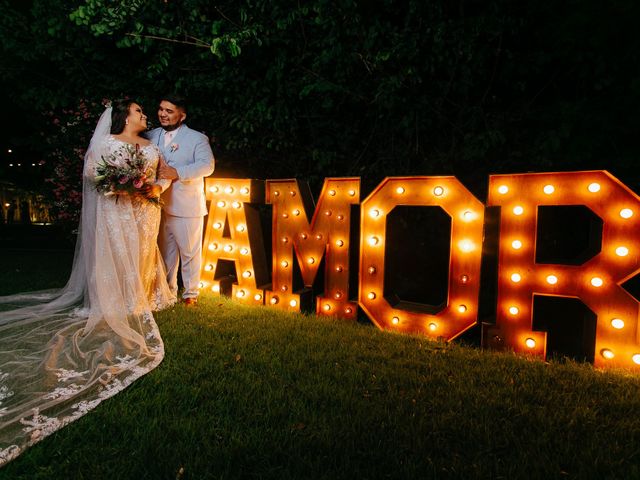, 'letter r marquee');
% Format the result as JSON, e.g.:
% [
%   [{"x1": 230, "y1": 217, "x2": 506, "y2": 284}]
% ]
[{"x1": 486, "y1": 171, "x2": 640, "y2": 368}]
